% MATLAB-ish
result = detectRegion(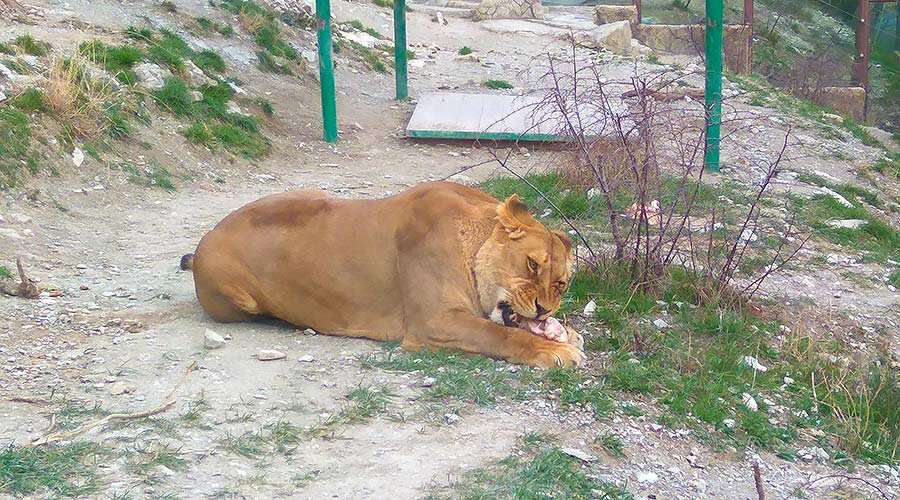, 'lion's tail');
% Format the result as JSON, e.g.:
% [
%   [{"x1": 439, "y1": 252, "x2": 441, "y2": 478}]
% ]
[{"x1": 180, "y1": 253, "x2": 194, "y2": 271}]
